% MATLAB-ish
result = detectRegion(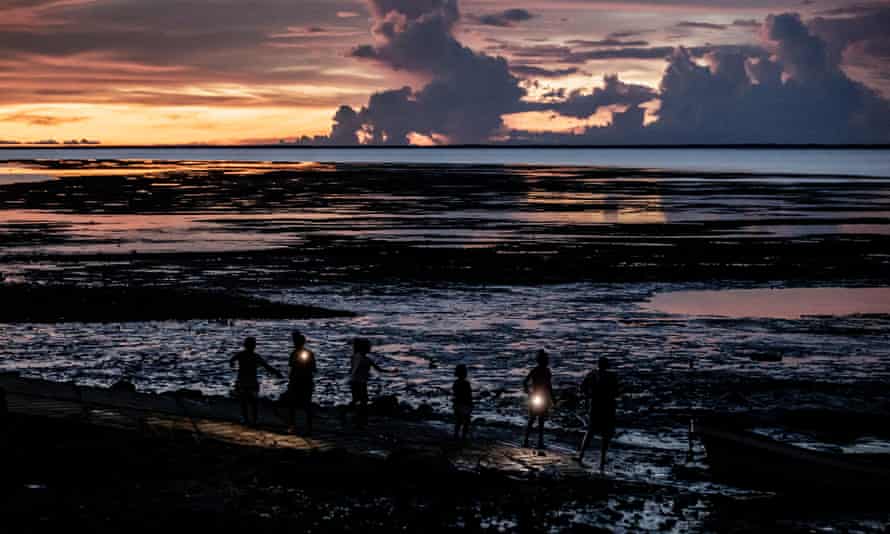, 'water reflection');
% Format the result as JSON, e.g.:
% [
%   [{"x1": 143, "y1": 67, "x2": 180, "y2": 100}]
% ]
[
  {"x1": 522, "y1": 191, "x2": 667, "y2": 224},
  {"x1": 2, "y1": 160, "x2": 890, "y2": 254},
  {"x1": 644, "y1": 287, "x2": 890, "y2": 319}
]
